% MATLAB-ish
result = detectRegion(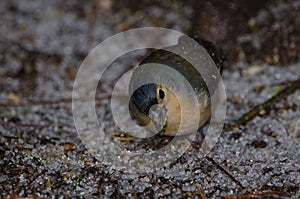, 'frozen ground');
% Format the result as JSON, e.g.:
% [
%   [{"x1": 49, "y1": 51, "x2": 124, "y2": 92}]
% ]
[{"x1": 0, "y1": 0, "x2": 299, "y2": 198}]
